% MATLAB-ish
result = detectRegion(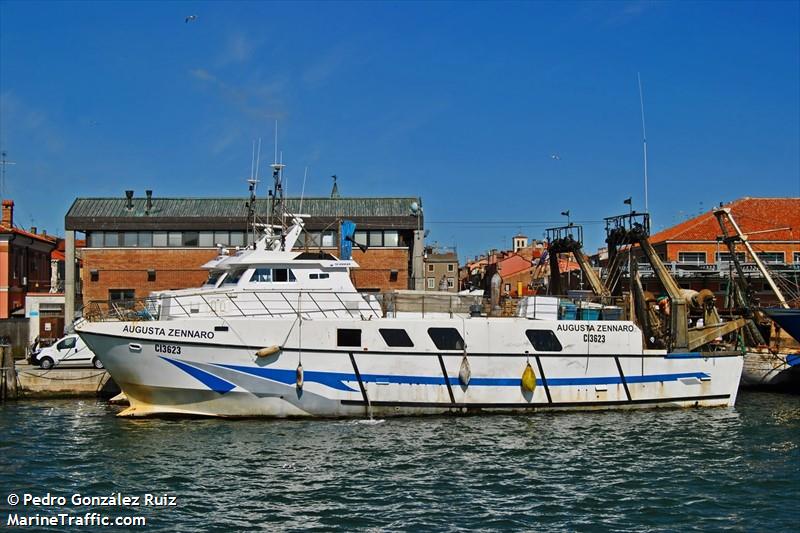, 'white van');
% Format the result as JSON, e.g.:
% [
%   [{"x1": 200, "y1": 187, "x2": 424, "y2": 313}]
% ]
[{"x1": 33, "y1": 334, "x2": 103, "y2": 369}]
